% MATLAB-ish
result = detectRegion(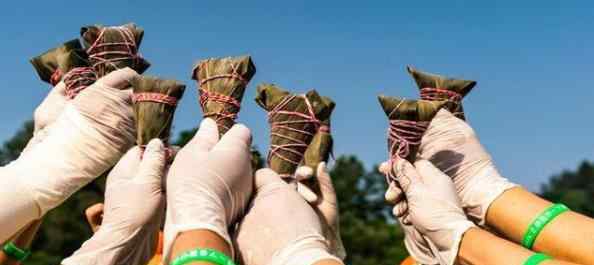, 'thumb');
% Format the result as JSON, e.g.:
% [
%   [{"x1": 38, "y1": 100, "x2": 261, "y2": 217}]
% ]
[
  {"x1": 254, "y1": 168, "x2": 284, "y2": 191},
  {"x1": 212, "y1": 123, "x2": 252, "y2": 152},
  {"x1": 393, "y1": 159, "x2": 422, "y2": 195},
  {"x1": 189, "y1": 118, "x2": 219, "y2": 152},
  {"x1": 413, "y1": 159, "x2": 453, "y2": 188},
  {"x1": 316, "y1": 162, "x2": 336, "y2": 201},
  {"x1": 136, "y1": 139, "x2": 166, "y2": 185}
]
